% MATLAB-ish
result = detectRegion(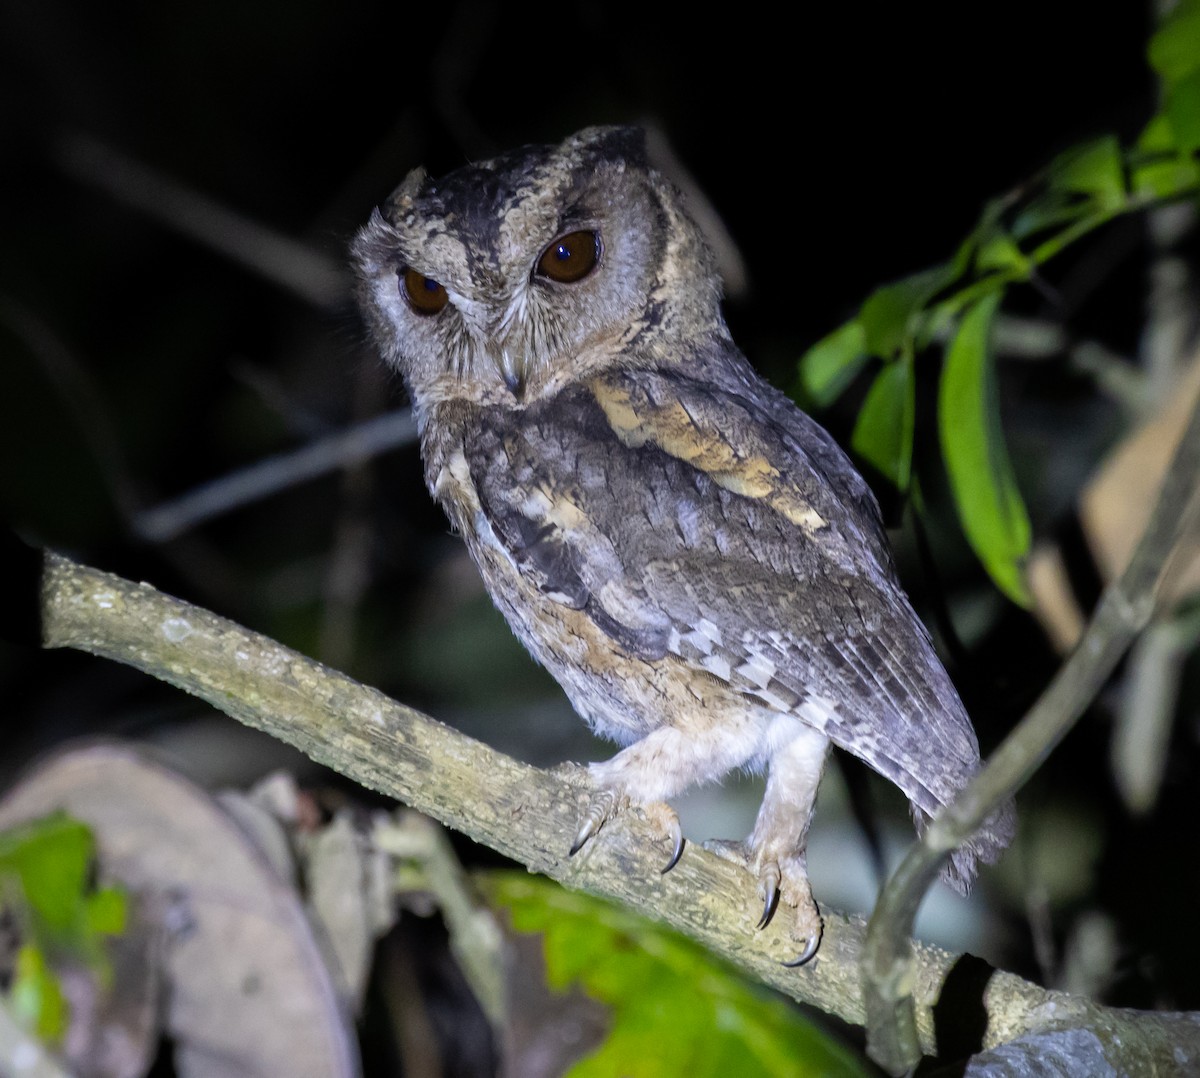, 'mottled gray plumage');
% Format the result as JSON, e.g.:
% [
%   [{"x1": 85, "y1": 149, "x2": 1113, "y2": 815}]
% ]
[{"x1": 353, "y1": 126, "x2": 1014, "y2": 957}]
